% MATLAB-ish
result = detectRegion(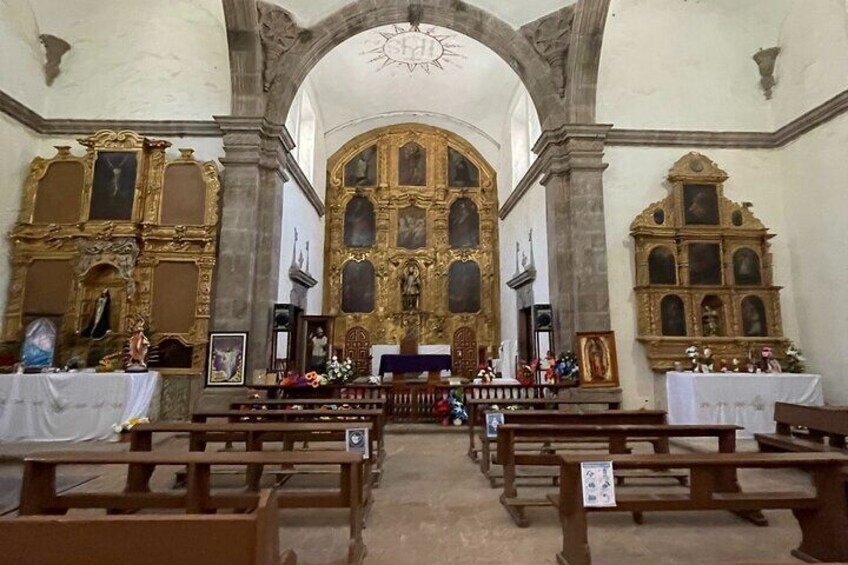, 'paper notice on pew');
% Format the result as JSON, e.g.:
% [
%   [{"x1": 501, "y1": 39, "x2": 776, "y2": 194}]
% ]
[
  {"x1": 580, "y1": 461, "x2": 616, "y2": 507},
  {"x1": 346, "y1": 428, "x2": 369, "y2": 460}
]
